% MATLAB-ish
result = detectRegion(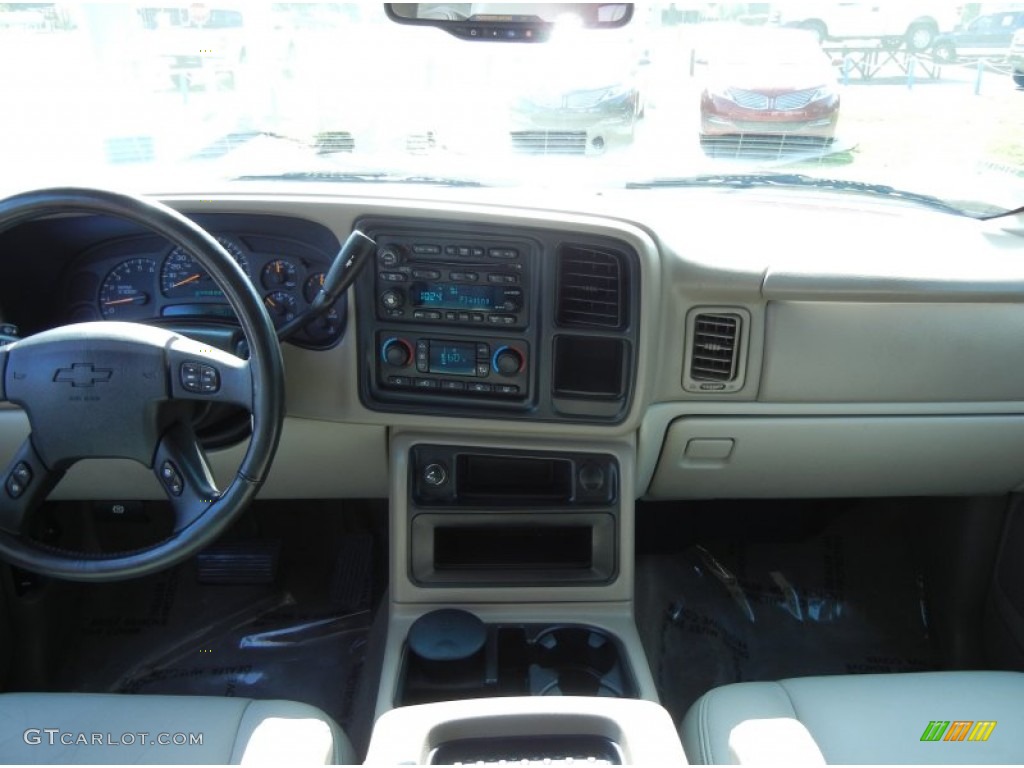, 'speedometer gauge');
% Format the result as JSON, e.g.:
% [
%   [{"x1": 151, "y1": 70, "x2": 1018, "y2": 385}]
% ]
[
  {"x1": 99, "y1": 258, "x2": 155, "y2": 319},
  {"x1": 160, "y1": 237, "x2": 249, "y2": 299}
]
